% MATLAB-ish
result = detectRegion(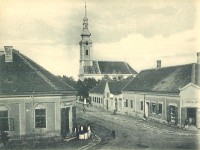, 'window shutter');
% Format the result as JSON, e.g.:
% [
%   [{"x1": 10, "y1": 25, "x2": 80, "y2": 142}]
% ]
[
  {"x1": 9, "y1": 118, "x2": 14, "y2": 131},
  {"x1": 156, "y1": 103, "x2": 159, "y2": 114},
  {"x1": 167, "y1": 106, "x2": 171, "y2": 122},
  {"x1": 175, "y1": 107, "x2": 178, "y2": 125}
]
